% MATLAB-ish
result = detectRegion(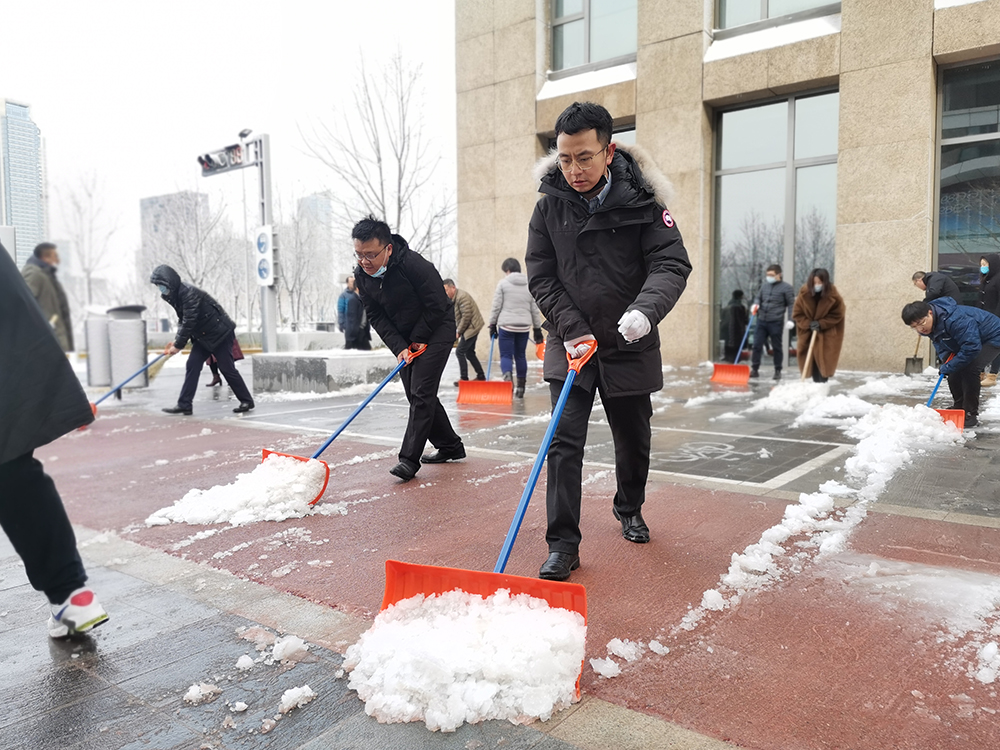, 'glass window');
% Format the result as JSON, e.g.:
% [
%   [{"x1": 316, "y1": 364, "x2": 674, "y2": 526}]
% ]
[
  {"x1": 938, "y1": 63, "x2": 1000, "y2": 306},
  {"x1": 720, "y1": 101, "x2": 787, "y2": 169},
  {"x1": 717, "y1": 0, "x2": 838, "y2": 30},
  {"x1": 552, "y1": 0, "x2": 637, "y2": 73},
  {"x1": 713, "y1": 91, "x2": 839, "y2": 361}
]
